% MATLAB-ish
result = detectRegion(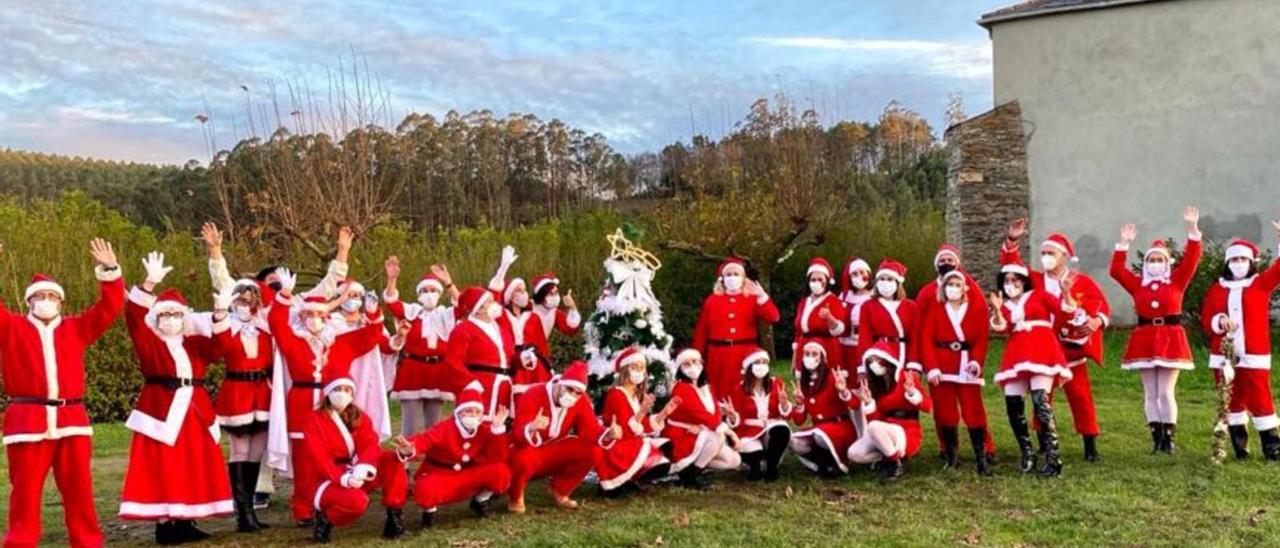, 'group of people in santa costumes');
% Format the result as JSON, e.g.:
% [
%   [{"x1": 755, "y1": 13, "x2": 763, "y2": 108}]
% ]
[{"x1": 6, "y1": 206, "x2": 1280, "y2": 545}]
